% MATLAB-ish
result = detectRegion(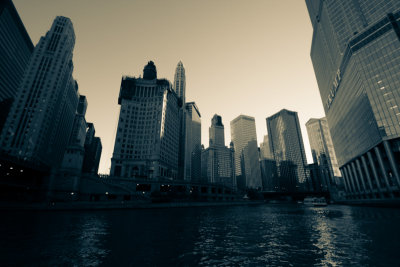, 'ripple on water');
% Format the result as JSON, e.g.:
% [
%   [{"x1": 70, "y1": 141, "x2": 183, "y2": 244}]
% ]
[{"x1": 1, "y1": 205, "x2": 400, "y2": 266}]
